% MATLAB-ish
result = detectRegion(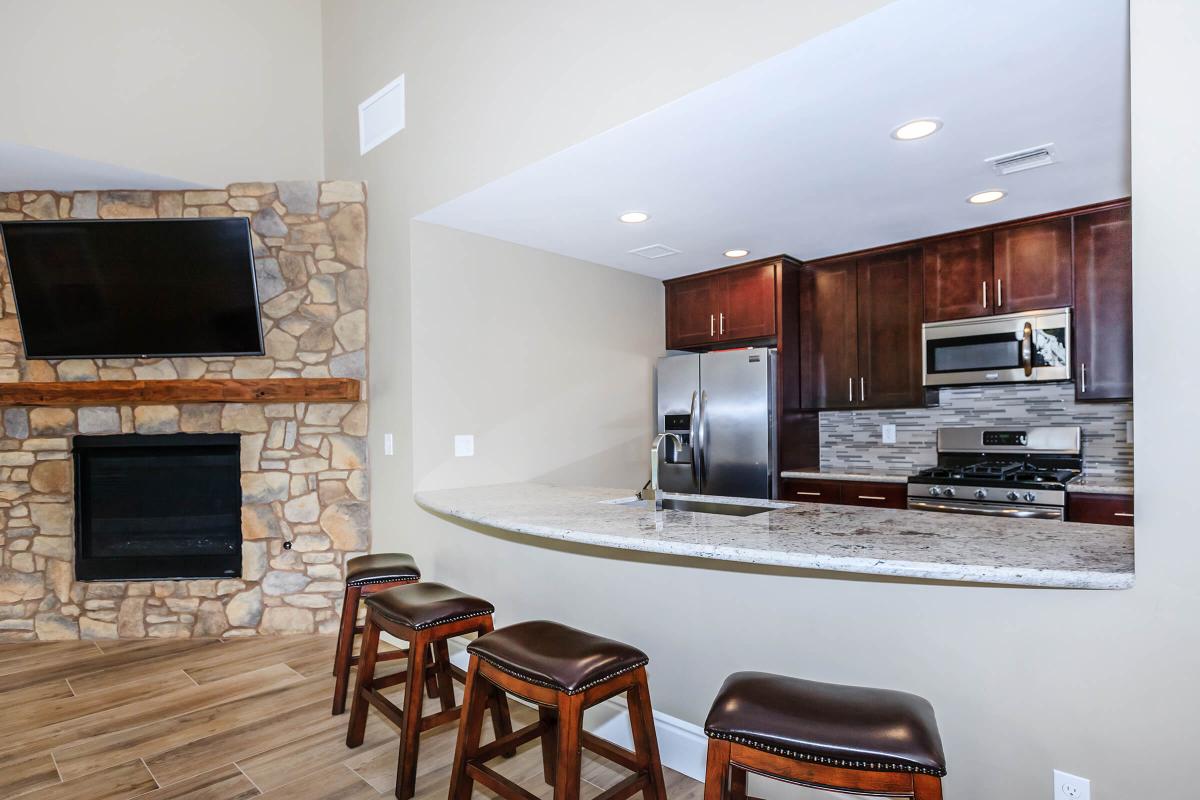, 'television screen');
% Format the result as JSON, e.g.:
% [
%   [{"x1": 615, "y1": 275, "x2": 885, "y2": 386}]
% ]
[{"x1": 0, "y1": 218, "x2": 264, "y2": 359}]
